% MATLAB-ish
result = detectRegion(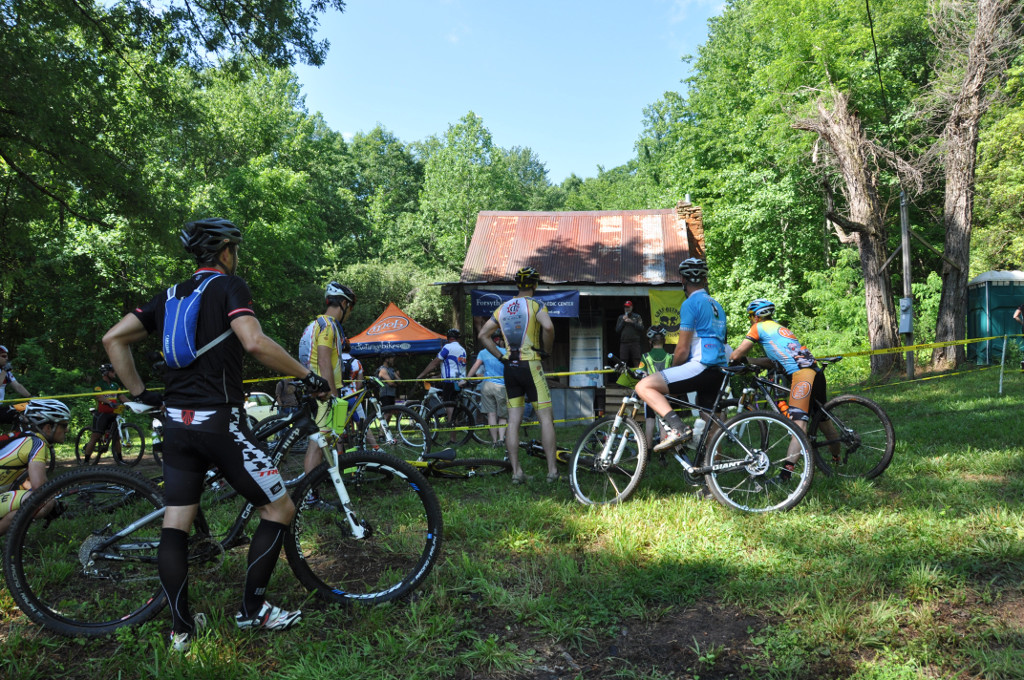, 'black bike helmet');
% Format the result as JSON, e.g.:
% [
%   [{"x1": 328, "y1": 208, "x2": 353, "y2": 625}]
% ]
[
  {"x1": 180, "y1": 218, "x2": 242, "y2": 263},
  {"x1": 513, "y1": 266, "x2": 541, "y2": 288},
  {"x1": 678, "y1": 257, "x2": 708, "y2": 283},
  {"x1": 446, "y1": 328, "x2": 461, "y2": 339},
  {"x1": 646, "y1": 325, "x2": 668, "y2": 339},
  {"x1": 100, "y1": 363, "x2": 114, "y2": 374},
  {"x1": 325, "y1": 281, "x2": 356, "y2": 307}
]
